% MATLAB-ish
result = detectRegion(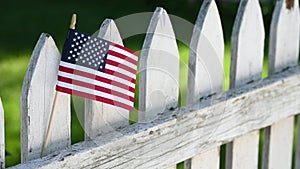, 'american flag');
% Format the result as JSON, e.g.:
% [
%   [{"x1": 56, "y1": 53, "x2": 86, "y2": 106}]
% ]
[{"x1": 56, "y1": 29, "x2": 138, "y2": 111}]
